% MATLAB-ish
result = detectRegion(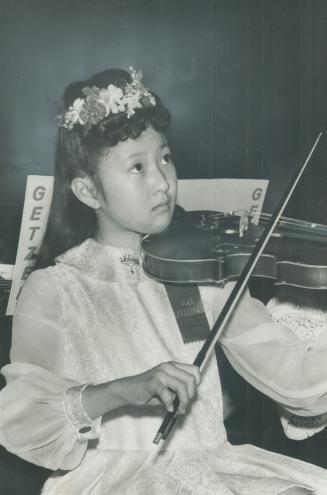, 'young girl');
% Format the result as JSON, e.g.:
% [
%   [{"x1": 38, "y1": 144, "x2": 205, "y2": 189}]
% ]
[{"x1": 0, "y1": 68, "x2": 327, "y2": 495}]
